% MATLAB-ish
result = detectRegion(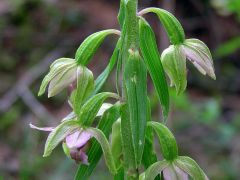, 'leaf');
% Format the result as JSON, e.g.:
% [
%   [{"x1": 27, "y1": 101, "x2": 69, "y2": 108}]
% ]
[
  {"x1": 75, "y1": 29, "x2": 120, "y2": 65},
  {"x1": 139, "y1": 18, "x2": 169, "y2": 120},
  {"x1": 142, "y1": 99, "x2": 158, "y2": 169},
  {"x1": 120, "y1": 104, "x2": 137, "y2": 173},
  {"x1": 43, "y1": 120, "x2": 79, "y2": 157},
  {"x1": 124, "y1": 49, "x2": 148, "y2": 165},
  {"x1": 79, "y1": 92, "x2": 119, "y2": 126},
  {"x1": 174, "y1": 156, "x2": 208, "y2": 180},
  {"x1": 143, "y1": 160, "x2": 169, "y2": 180},
  {"x1": 111, "y1": 119, "x2": 122, "y2": 169},
  {"x1": 139, "y1": 8, "x2": 185, "y2": 44},
  {"x1": 161, "y1": 45, "x2": 187, "y2": 94},
  {"x1": 114, "y1": 167, "x2": 124, "y2": 180},
  {"x1": 118, "y1": 0, "x2": 126, "y2": 28},
  {"x1": 148, "y1": 121, "x2": 178, "y2": 161},
  {"x1": 74, "y1": 103, "x2": 121, "y2": 180},
  {"x1": 85, "y1": 127, "x2": 117, "y2": 175},
  {"x1": 94, "y1": 39, "x2": 120, "y2": 94},
  {"x1": 71, "y1": 66, "x2": 94, "y2": 116}
]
